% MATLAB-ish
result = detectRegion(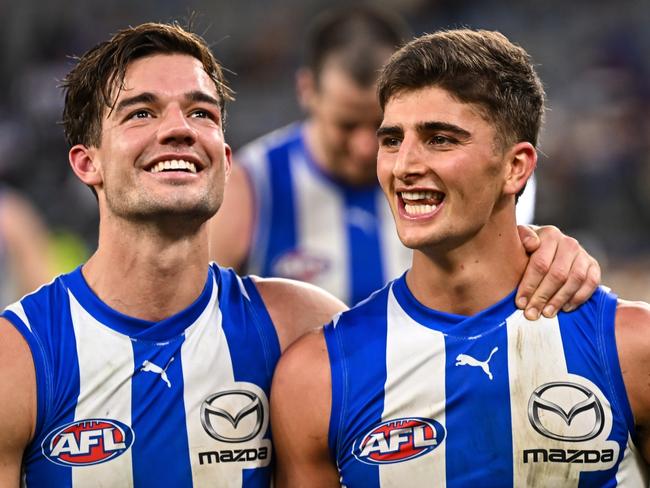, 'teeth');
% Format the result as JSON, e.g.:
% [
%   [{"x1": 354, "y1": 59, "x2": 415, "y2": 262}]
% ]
[
  {"x1": 149, "y1": 159, "x2": 197, "y2": 174},
  {"x1": 404, "y1": 204, "x2": 437, "y2": 215},
  {"x1": 401, "y1": 191, "x2": 435, "y2": 200}
]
